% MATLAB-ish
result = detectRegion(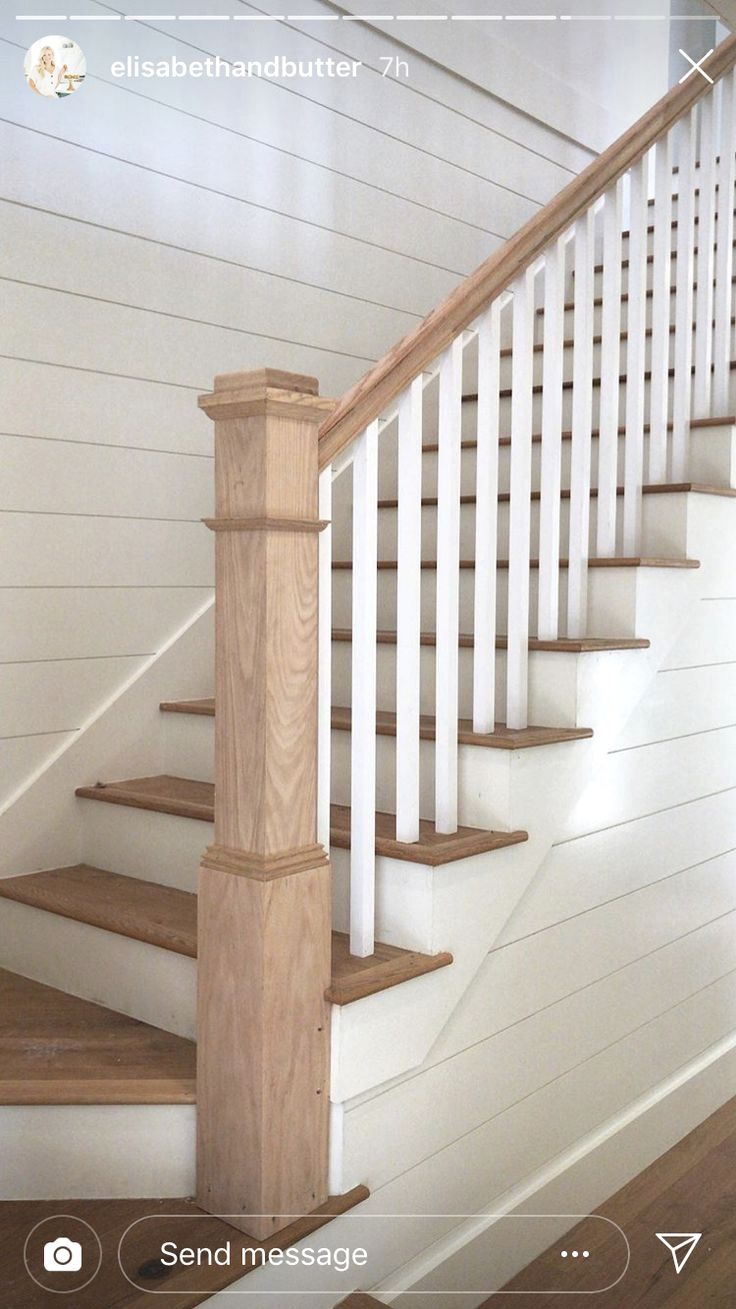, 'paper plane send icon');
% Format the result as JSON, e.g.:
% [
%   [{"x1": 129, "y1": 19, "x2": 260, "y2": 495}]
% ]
[{"x1": 656, "y1": 1233, "x2": 702, "y2": 1274}]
